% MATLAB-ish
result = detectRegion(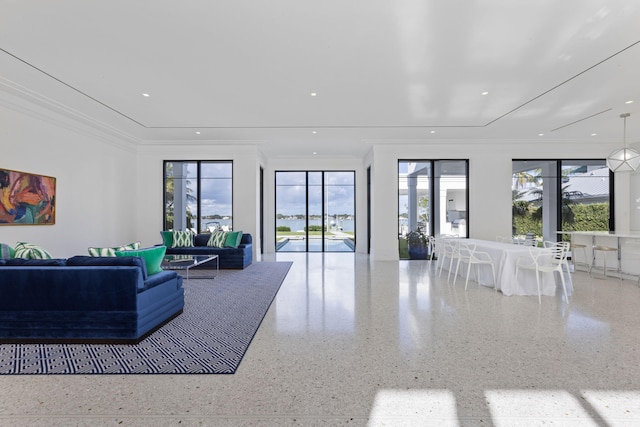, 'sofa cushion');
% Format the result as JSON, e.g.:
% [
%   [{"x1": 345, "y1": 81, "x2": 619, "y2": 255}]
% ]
[
  {"x1": 3, "y1": 258, "x2": 66, "y2": 266},
  {"x1": 224, "y1": 231, "x2": 243, "y2": 248},
  {"x1": 207, "y1": 231, "x2": 228, "y2": 248},
  {"x1": 171, "y1": 231, "x2": 194, "y2": 248},
  {"x1": 88, "y1": 241, "x2": 141, "y2": 257},
  {"x1": 0, "y1": 243, "x2": 15, "y2": 259},
  {"x1": 194, "y1": 233, "x2": 210, "y2": 247},
  {"x1": 116, "y1": 246, "x2": 166, "y2": 276},
  {"x1": 14, "y1": 242, "x2": 53, "y2": 260}
]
